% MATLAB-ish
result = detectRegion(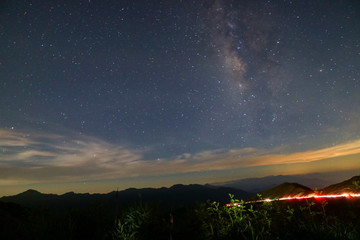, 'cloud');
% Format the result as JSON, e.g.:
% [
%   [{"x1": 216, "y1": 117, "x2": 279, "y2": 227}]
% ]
[
  {"x1": 171, "y1": 139, "x2": 360, "y2": 173},
  {"x1": 0, "y1": 129, "x2": 37, "y2": 147},
  {"x1": 0, "y1": 129, "x2": 143, "y2": 183},
  {"x1": 1, "y1": 128, "x2": 360, "y2": 185}
]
